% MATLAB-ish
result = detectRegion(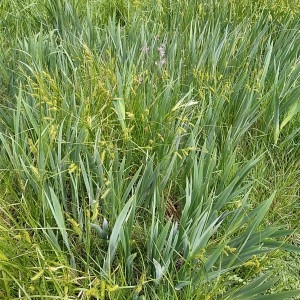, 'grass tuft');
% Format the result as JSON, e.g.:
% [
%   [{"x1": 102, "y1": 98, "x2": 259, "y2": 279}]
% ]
[{"x1": 0, "y1": 0, "x2": 299, "y2": 298}]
